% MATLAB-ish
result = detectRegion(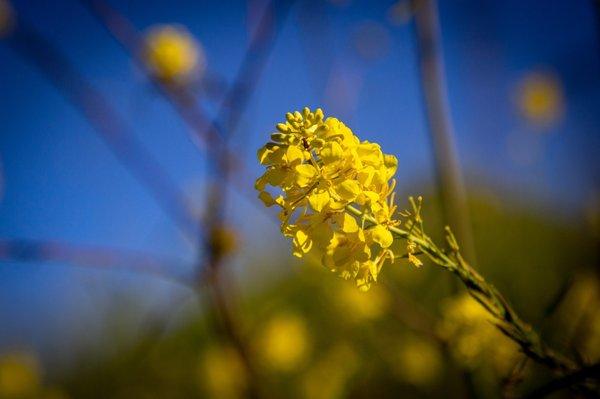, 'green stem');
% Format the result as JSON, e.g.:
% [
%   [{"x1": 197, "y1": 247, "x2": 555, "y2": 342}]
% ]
[{"x1": 346, "y1": 205, "x2": 577, "y2": 374}]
